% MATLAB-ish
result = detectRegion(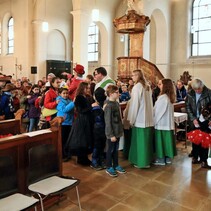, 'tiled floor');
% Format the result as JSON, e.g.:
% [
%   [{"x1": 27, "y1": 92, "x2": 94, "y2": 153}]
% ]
[{"x1": 48, "y1": 142, "x2": 211, "y2": 211}]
